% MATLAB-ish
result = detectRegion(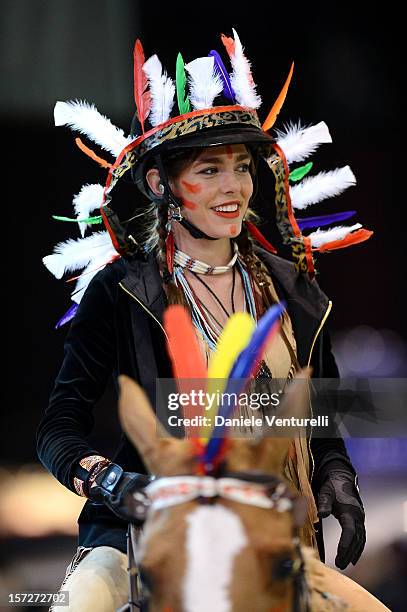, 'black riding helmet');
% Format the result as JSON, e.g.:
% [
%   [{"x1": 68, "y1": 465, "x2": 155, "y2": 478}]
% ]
[
  {"x1": 100, "y1": 30, "x2": 291, "y2": 253},
  {"x1": 99, "y1": 105, "x2": 276, "y2": 249},
  {"x1": 130, "y1": 112, "x2": 274, "y2": 201}
]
